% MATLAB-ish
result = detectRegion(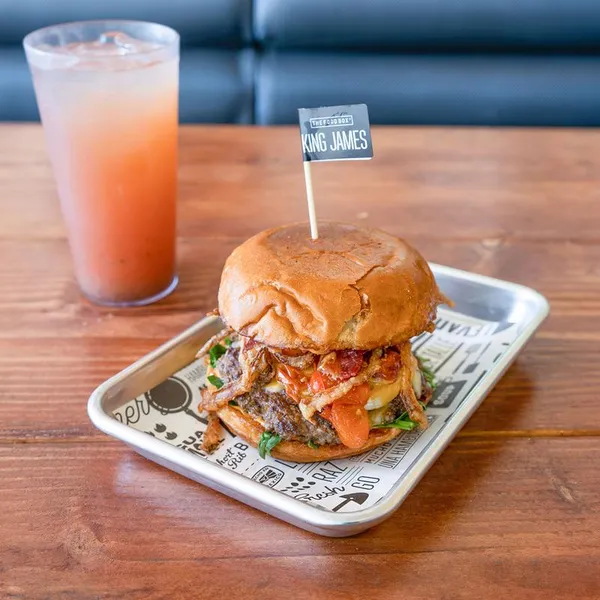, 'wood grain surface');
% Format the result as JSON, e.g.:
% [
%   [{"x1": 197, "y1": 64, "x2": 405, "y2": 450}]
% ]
[{"x1": 1, "y1": 124, "x2": 599, "y2": 599}]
